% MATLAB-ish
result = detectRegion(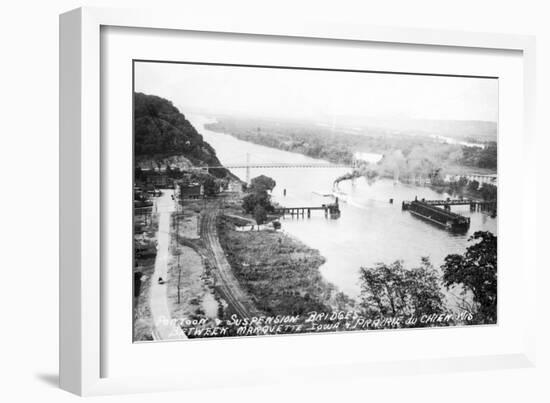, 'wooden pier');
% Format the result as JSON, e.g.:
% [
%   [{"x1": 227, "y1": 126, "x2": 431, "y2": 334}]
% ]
[
  {"x1": 275, "y1": 198, "x2": 341, "y2": 219},
  {"x1": 417, "y1": 198, "x2": 497, "y2": 215}
]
